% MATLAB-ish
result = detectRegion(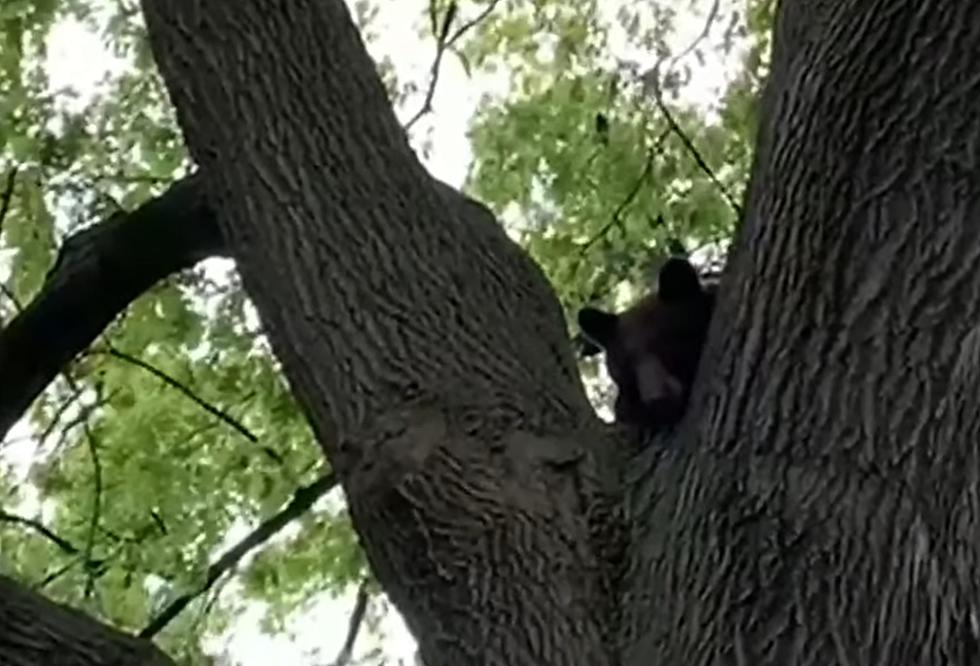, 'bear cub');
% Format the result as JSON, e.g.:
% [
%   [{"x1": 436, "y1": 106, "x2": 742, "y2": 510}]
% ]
[{"x1": 578, "y1": 256, "x2": 715, "y2": 428}]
